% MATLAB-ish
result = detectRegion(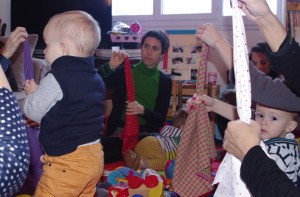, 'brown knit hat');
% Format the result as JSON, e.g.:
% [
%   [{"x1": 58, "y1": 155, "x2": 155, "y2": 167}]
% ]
[
  {"x1": 252, "y1": 78, "x2": 300, "y2": 112},
  {"x1": 250, "y1": 63, "x2": 300, "y2": 131}
]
